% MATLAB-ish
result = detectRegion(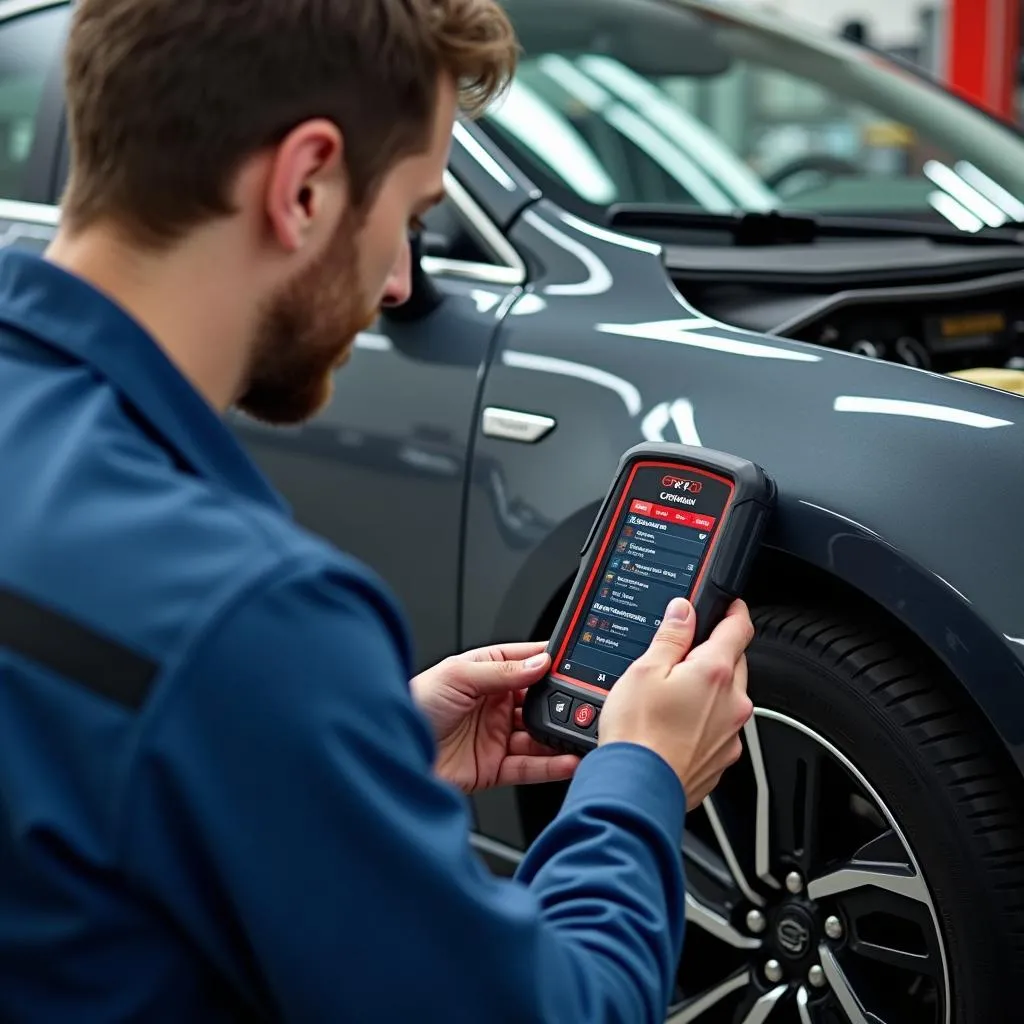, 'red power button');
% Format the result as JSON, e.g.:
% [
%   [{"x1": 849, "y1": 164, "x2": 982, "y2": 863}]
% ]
[{"x1": 573, "y1": 703, "x2": 596, "y2": 728}]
